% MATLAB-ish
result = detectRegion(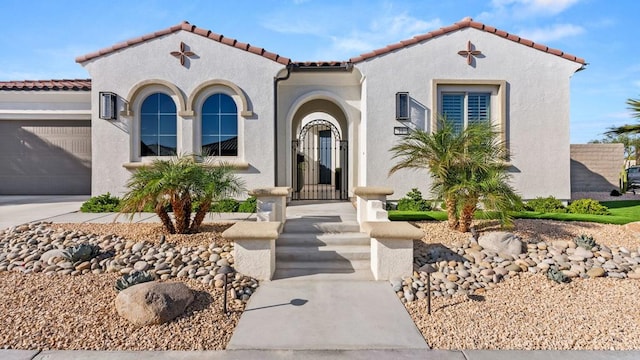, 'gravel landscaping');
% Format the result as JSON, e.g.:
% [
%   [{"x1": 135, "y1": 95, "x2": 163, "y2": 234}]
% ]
[
  {"x1": 406, "y1": 219, "x2": 640, "y2": 350},
  {"x1": 0, "y1": 222, "x2": 252, "y2": 350},
  {"x1": 2, "y1": 218, "x2": 640, "y2": 351}
]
